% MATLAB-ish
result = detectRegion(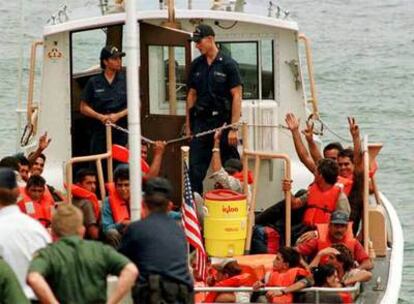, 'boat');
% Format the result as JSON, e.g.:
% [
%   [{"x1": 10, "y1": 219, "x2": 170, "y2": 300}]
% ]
[{"x1": 15, "y1": 0, "x2": 403, "y2": 302}]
